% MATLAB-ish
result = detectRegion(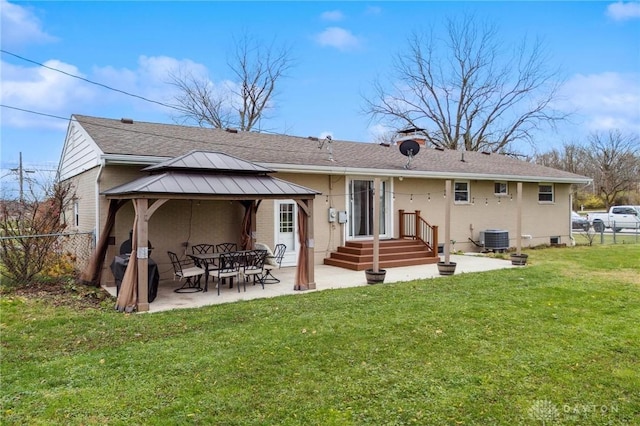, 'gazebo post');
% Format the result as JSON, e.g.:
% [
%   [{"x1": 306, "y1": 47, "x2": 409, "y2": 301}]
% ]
[
  {"x1": 305, "y1": 198, "x2": 316, "y2": 289},
  {"x1": 444, "y1": 179, "x2": 452, "y2": 264},
  {"x1": 250, "y1": 200, "x2": 257, "y2": 250},
  {"x1": 136, "y1": 198, "x2": 150, "y2": 312},
  {"x1": 372, "y1": 178, "x2": 380, "y2": 273}
]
